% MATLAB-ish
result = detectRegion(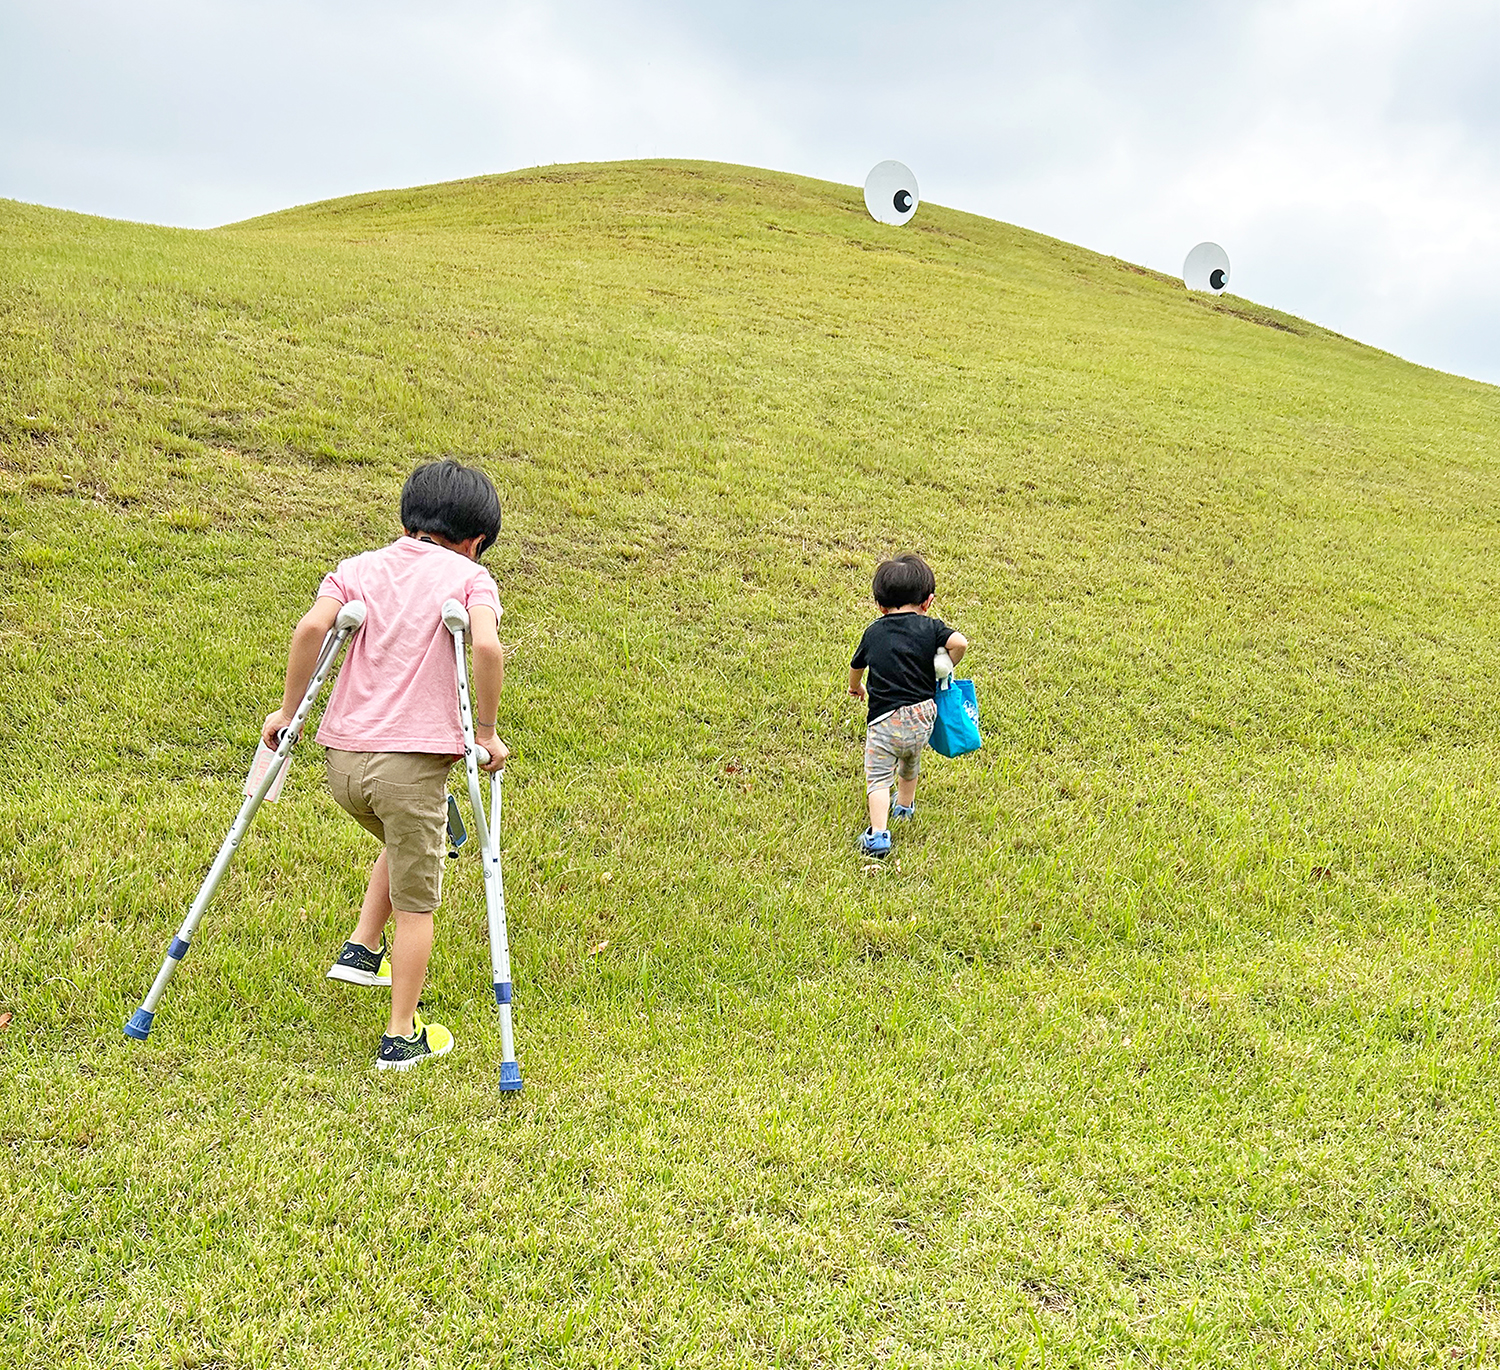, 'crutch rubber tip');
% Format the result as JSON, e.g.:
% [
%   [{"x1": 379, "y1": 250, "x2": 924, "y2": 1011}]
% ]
[
  {"x1": 498, "y1": 1061, "x2": 523, "y2": 1092},
  {"x1": 124, "y1": 1008, "x2": 155, "y2": 1041}
]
